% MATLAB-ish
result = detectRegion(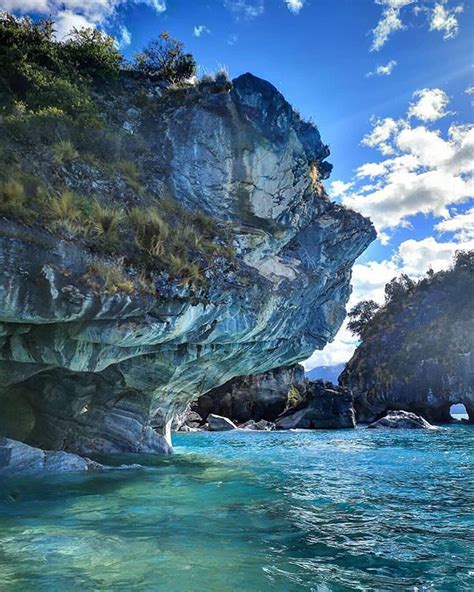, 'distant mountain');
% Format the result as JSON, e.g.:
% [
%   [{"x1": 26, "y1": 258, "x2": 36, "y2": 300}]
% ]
[{"x1": 305, "y1": 364, "x2": 345, "y2": 383}]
